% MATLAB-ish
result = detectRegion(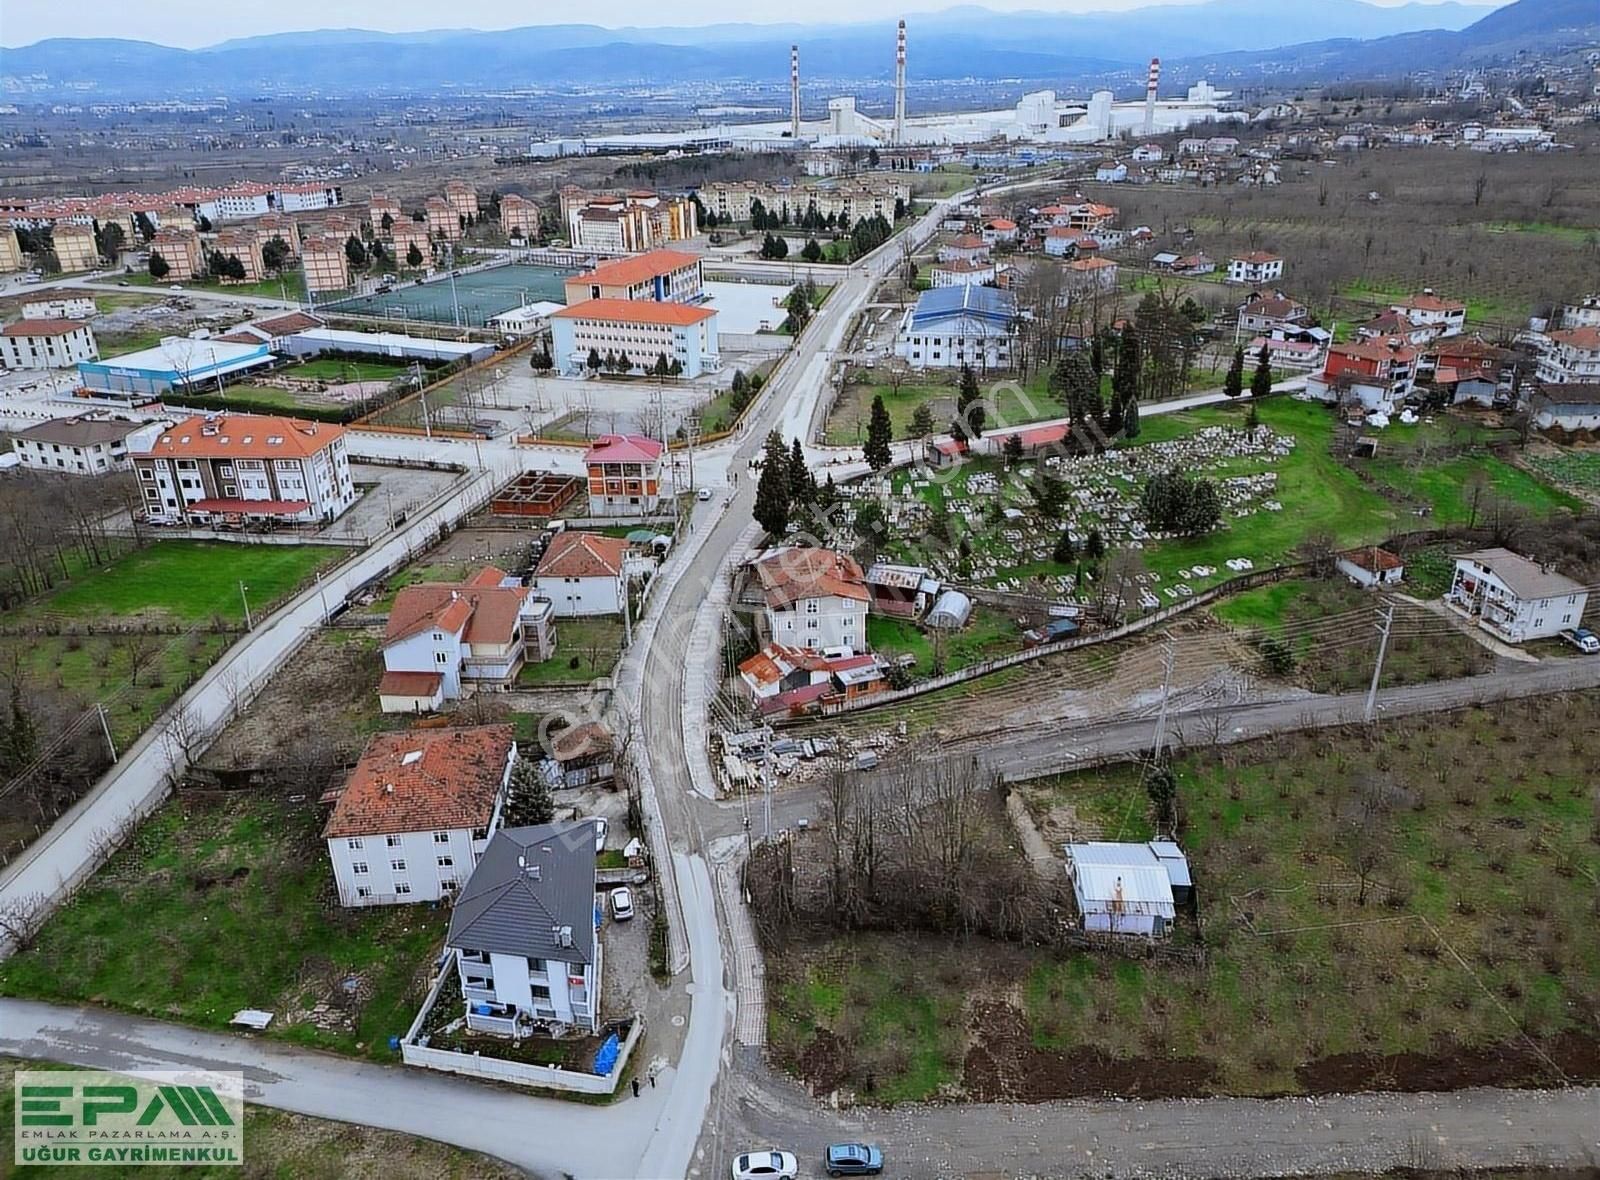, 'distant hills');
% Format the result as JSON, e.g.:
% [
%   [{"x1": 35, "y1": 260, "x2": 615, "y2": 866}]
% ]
[{"x1": 0, "y1": 0, "x2": 1590, "y2": 100}]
